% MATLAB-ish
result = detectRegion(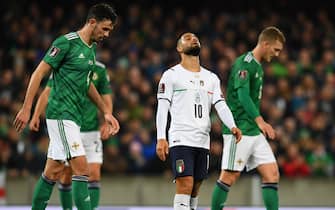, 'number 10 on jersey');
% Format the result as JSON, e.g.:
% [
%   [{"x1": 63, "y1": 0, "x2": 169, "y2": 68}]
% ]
[{"x1": 194, "y1": 104, "x2": 203, "y2": 118}]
